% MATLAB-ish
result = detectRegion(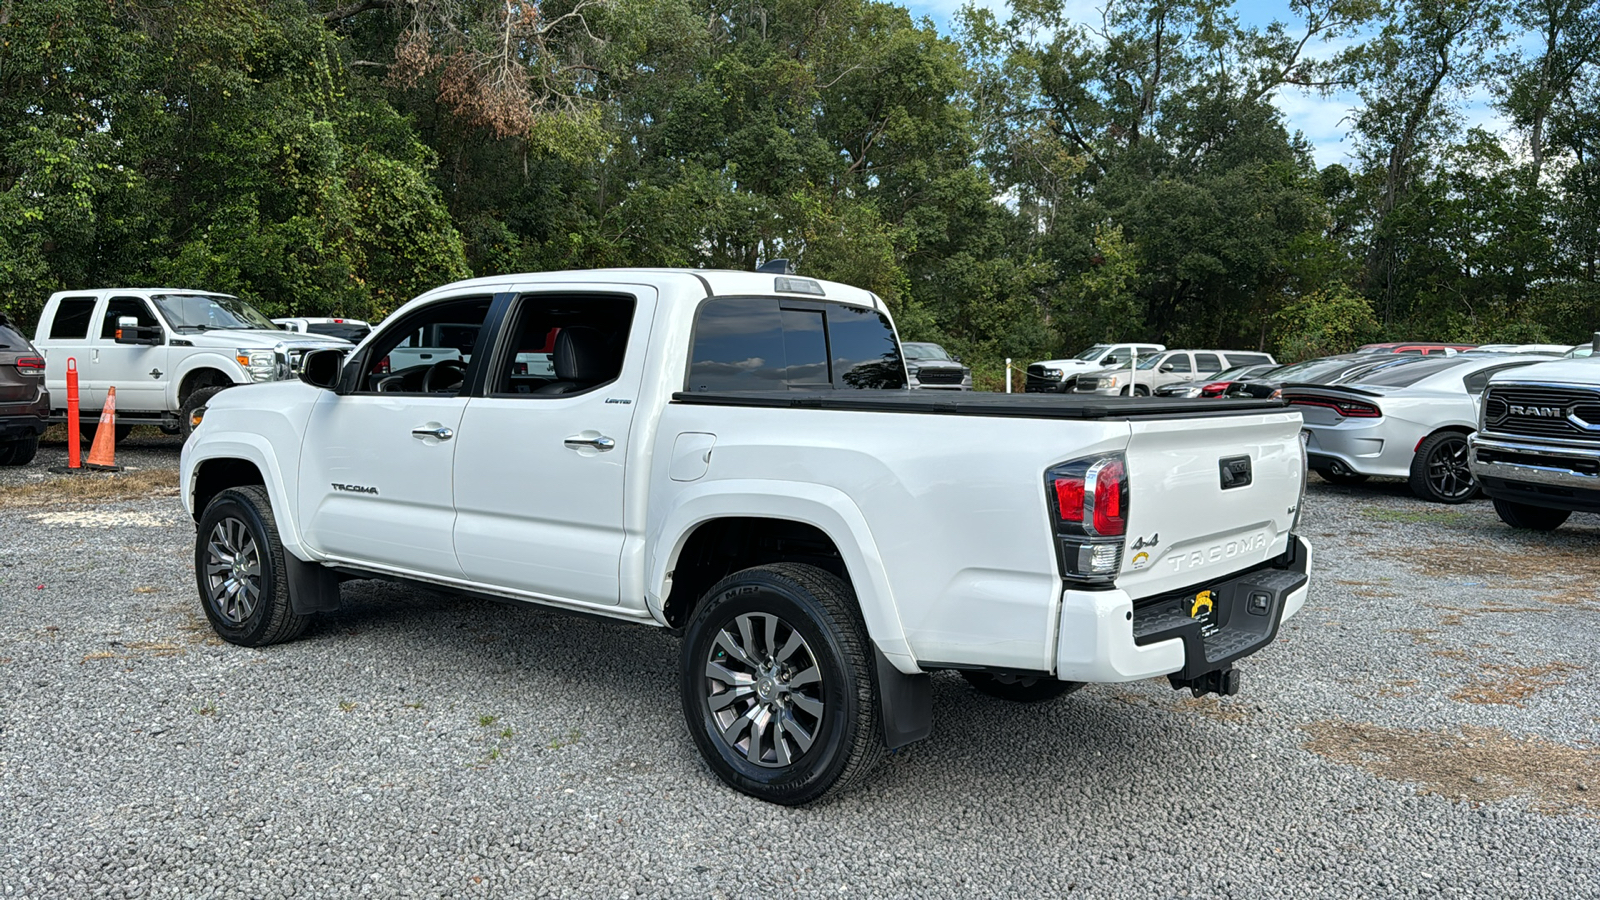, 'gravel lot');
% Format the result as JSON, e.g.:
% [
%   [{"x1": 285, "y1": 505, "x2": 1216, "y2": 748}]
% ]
[{"x1": 2, "y1": 434, "x2": 1598, "y2": 899}]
